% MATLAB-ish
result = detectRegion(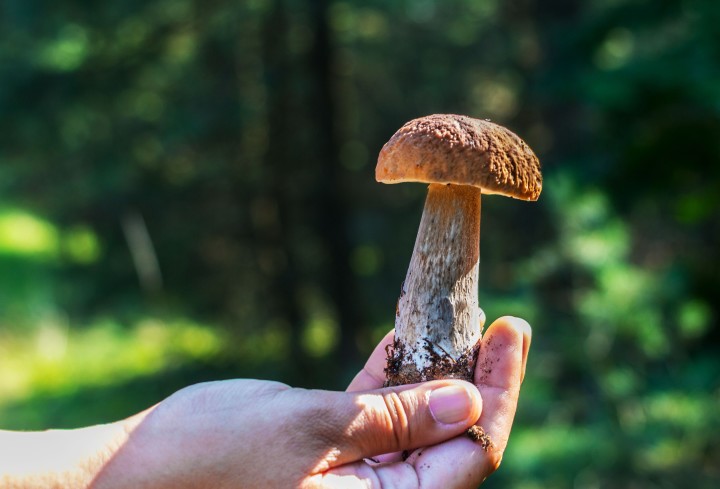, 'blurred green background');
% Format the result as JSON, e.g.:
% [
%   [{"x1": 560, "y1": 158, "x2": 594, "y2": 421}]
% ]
[{"x1": 1, "y1": 0, "x2": 718, "y2": 486}]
